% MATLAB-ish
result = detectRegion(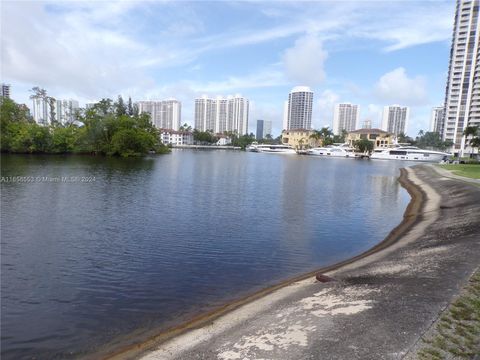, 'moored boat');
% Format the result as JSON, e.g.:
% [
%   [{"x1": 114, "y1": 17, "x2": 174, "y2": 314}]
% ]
[
  {"x1": 370, "y1": 146, "x2": 450, "y2": 162},
  {"x1": 253, "y1": 144, "x2": 297, "y2": 154},
  {"x1": 307, "y1": 146, "x2": 355, "y2": 158}
]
